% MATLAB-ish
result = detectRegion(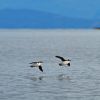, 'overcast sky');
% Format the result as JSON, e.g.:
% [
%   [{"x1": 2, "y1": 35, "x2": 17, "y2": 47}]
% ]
[{"x1": 0, "y1": 0, "x2": 100, "y2": 19}]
